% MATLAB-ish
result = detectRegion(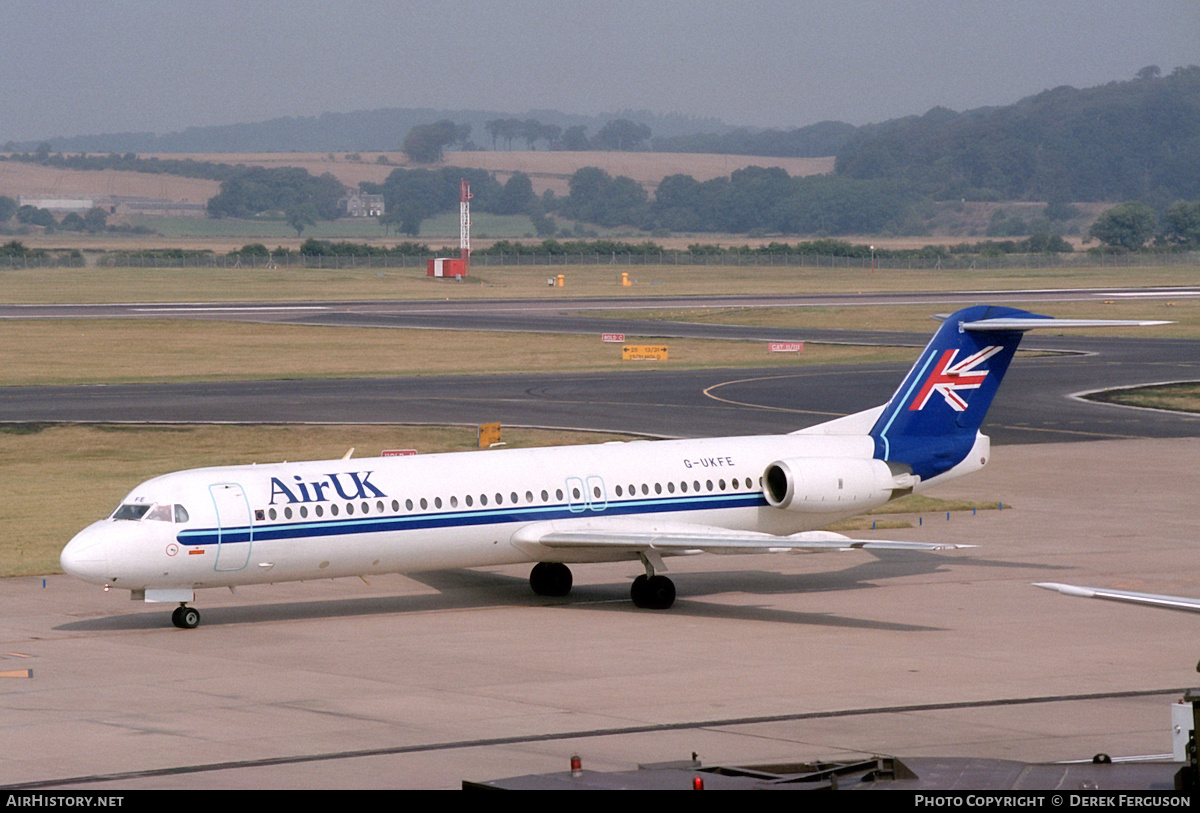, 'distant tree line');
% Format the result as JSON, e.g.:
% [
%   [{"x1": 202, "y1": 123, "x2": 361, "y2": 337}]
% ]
[
  {"x1": 338, "y1": 161, "x2": 1200, "y2": 247},
  {"x1": 1088, "y1": 200, "x2": 1200, "y2": 250},
  {"x1": 360, "y1": 166, "x2": 547, "y2": 237},
  {"x1": 652, "y1": 121, "x2": 857, "y2": 157},
  {"x1": 482, "y1": 117, "x2": 652, "y2": 152},
  {"x1": 206, "y1": 166, "x2": 346, "y2": 235},
  {"x1": 0, "y1": 194, "x2": 109, "y2": 233},
  {"x1": 546, "y1": 165, "x2": 923, "y2": 236},
  {"x1": 398, "y1": 117, "x2": 655, "y2": 160},
  {"x1": 2, "y1": 148, "x2": 241, "y2": 180},
  {"x1": 215, "y1": 237, "x2": 1080, "y2": 263}
]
